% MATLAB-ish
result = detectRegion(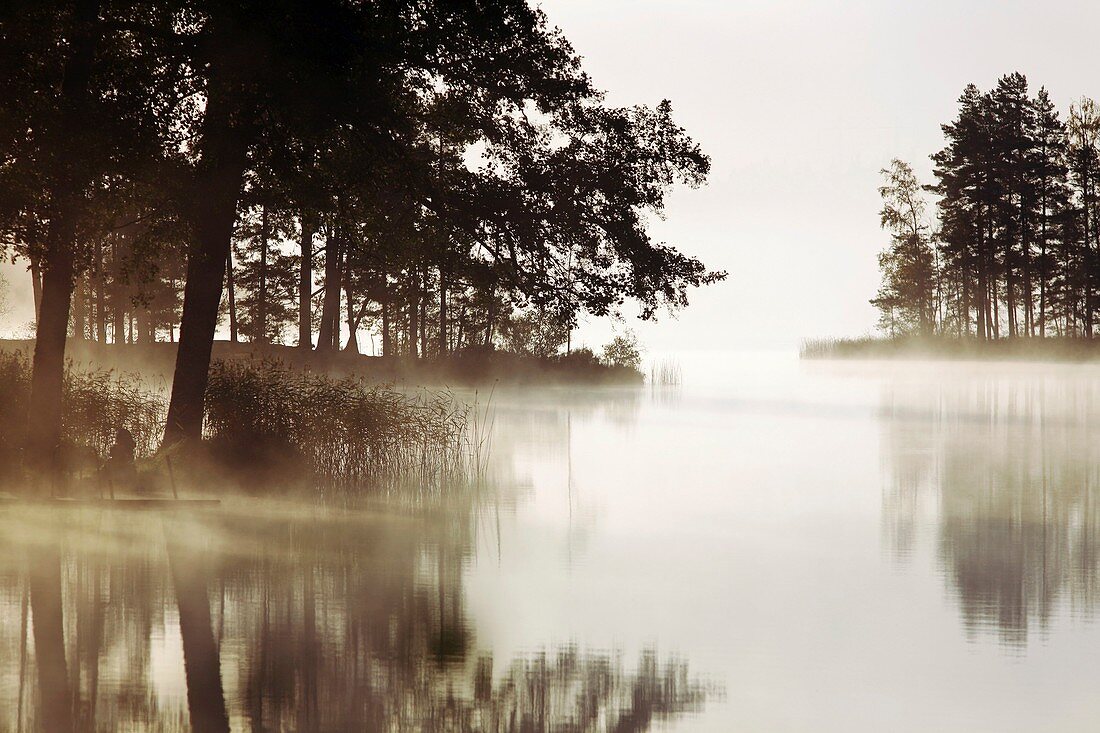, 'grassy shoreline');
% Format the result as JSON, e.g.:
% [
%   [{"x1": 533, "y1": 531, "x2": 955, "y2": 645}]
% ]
[
  {"x1": 0, "y1": 338, "x2": 643, "y2": 386},
  {"x1": 801, "y1": 336, "x2": 1100, "y2": 363}
]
